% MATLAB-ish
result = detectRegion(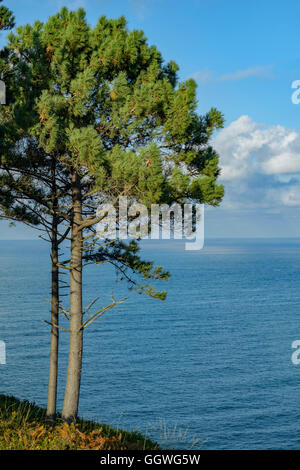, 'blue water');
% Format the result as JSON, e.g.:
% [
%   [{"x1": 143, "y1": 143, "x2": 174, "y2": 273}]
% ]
[{"x1": 1, "y1": 238, "x2": 300, "y2": 449}]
